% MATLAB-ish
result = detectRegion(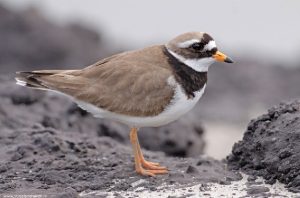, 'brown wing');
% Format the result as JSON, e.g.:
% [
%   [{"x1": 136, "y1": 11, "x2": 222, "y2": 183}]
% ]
[
  {"x1": 20, "y1": 45, "x2": 175, "y2": 117},
  {"x1": 74, "y1": 45, "x2": 175, "y2": 117}
]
